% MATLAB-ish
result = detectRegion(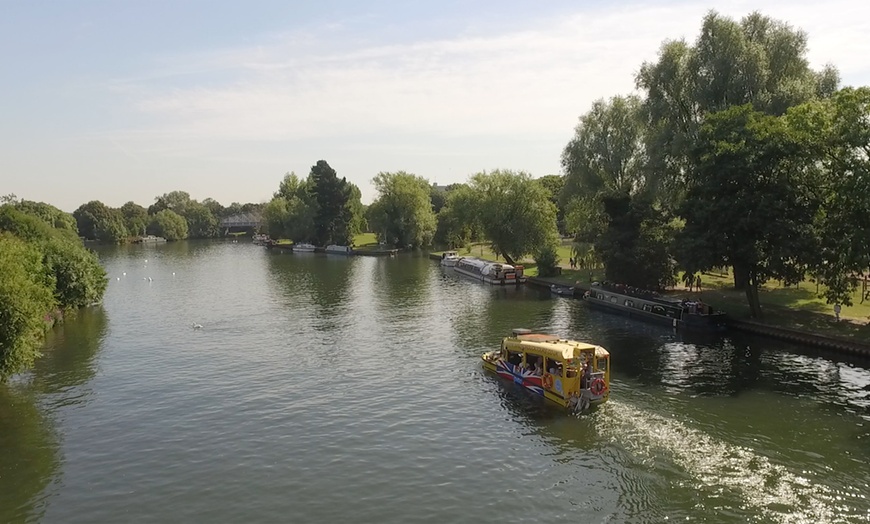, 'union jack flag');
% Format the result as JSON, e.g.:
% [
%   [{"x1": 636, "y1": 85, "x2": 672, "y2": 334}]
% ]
[{"x1": 495, "y1": 360, "x2": 544, "y2": 396}]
